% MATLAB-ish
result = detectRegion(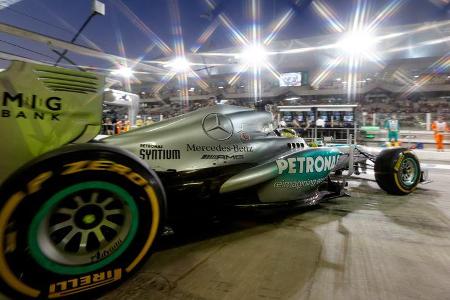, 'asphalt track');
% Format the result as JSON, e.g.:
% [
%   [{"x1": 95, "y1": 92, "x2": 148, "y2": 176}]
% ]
[{"x1": 100, "y1": 163, "x2": 450, "y2": 300}]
